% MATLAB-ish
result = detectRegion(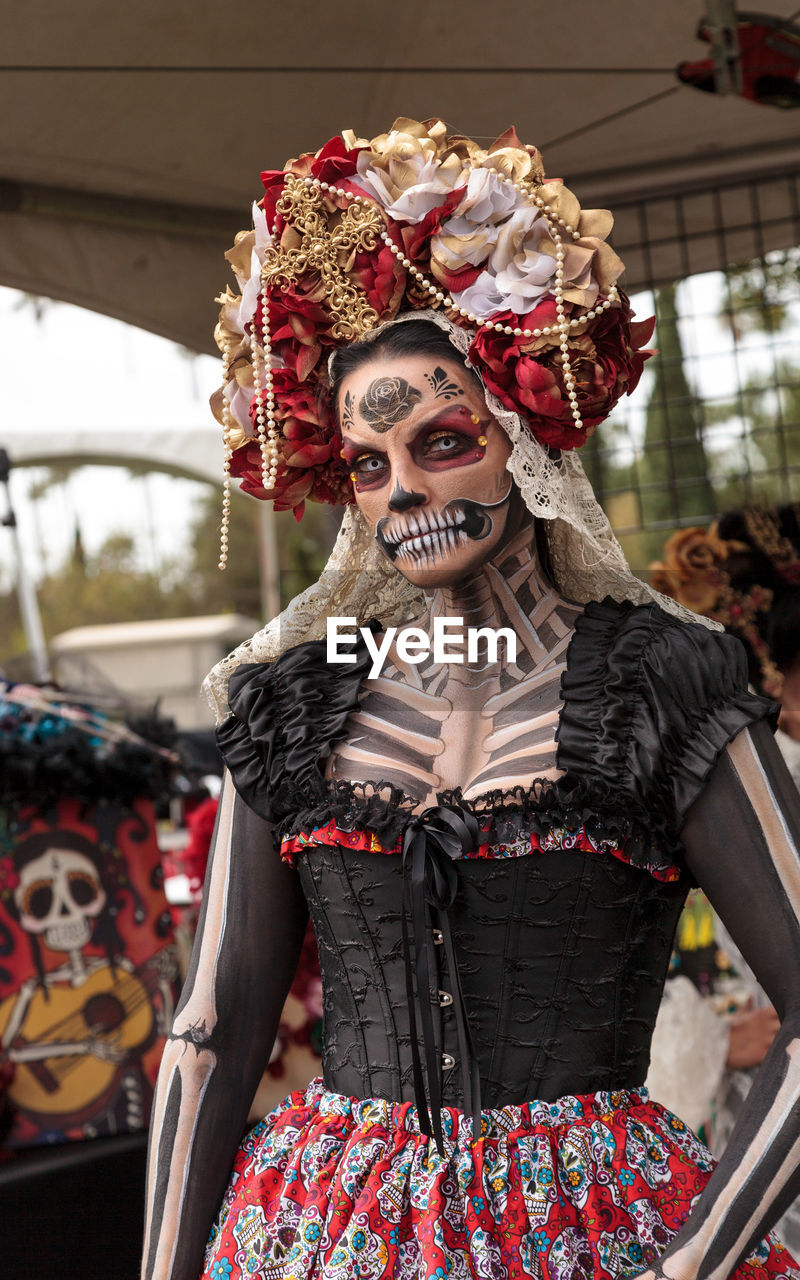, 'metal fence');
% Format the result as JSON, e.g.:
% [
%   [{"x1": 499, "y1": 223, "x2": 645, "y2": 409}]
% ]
[{"x1": 581, "y1": 169, "x2": 800, "y2": 575}]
